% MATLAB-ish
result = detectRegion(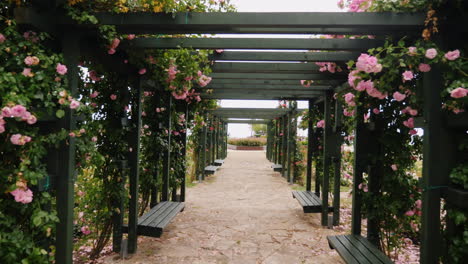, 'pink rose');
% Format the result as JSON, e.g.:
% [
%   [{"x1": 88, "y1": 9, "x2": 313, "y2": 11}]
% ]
[
  {"x1": 391, "y1": 164, "x2": 398, "y2": 171},
  {"x1": 418, "y1": 63, "x2": 431, "y2": 72},
  {"x1": 79, "y1": 128, "x2": 86, "y2": 133},
  {"x1": 108, "y1": 48, "x2": 116, "y2": 55},
  {"x1": 215, "y1": 49, "x2": 224, "y2": 53},
  {"x1": 403, "y1": 118, "x2": 415, "y2": 129},
  {"x1": 450, "y1": 87, "x2": 468, "y2": 98},
  {"x1": 22, "y1": 68, "x2": 33, "y2": 77},
  {"x1": 10, "y1": 188, "x2": 33, "y2": 204},
  {"x1": 409, "y1": 129, "x2": 417, "y2": 135},
  {"x1": 139, "y1": 68, "x2": 147, "y2": 75},
  {"x1": 415, "y1": 199, "x2": 422, "y2": 209},
  {"x1": 2, "y1": 106, "x2": 12, "y2": 117},
  {"x1": 348, "y1": 70, "x2": 361, "y2": 87},
  {"x1": 26, "y1": 115, "x2": 37, "y2": 125},
  {"x1": 407, "y1": 47, "x2": 417, "y2": 56},
  {"x1": 70, "y1": 100, "x2": 80, "y2": 109},
  {"x1": 81, "y1": 225, "x2": 91, "y2": 235},
  {"x1": 343, "y1": 109, "x2": 355, "y2": 117},
  {"x1": 11, "y1": 105, "x2": 27, "y2": 117},
  {"x1": 356, "y1": 53, "x2": 382, "y2": 73},
  {"x1": 90, "y1": 91, "x2": 99, "y2": 98},
  {"x1": 301, "y1": 80, "x2": 311, "y2": 87},
  {"x1": 24, "y1": 56, "x2": 34, "y2": 66},
  {"x1": 344, "y1": 93, "x2": 355, "y2": 106},
  {"x1": 56, "y1": 63, "x2": 68, "y2": 75},
  {"x1": 316, "y1": 120, "x2": 325, "y2": 128},
  {"x1": 10, "y1": 134, "x2": 31, "y2": 145},
  {"x1": 69, "y1": 132, "x2": 76, "y2": 137},
  {"x1": 402, "y1": 70, "x2": 414, "y2": 81},
  {"x1": 110, "y1": 94, "x2": 117, "y2": 100},
  {"x1": 393, "y1": 91, "x2": 406, "y2": 102},
  {"x1": 405, "y1": 210, "x2": 415, "y2": 216},
  {"x1": 91, "y1": 136, "x2": 97, "y2": 142},
  {"x1": 355, "y1": 80, "x2": 373, "y2": 92},
  {"x1": 425, "y1": 48, "x2": 437, "y2": 59},
  {"x1": 198, "y1": 75, "x2": 212, "y2": 87},
  {"x1": 110, "y1": 38, "x2": 120, "y2": 49},
  {"x1": 127, "y1": 34, "x2": 136, "y2": 40},
  {"x1": 0, "y1": 125, "x2": 5, "y2": 134},
  {"x1": 372, "y1": 108, "x2": 380, "y2": 115},
  {"x1": 0, "y1": 33, "x2": 5, "y2": 43},
  {"x1": 444, "y1": 50, "x2": 460, "y2": 61}
]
